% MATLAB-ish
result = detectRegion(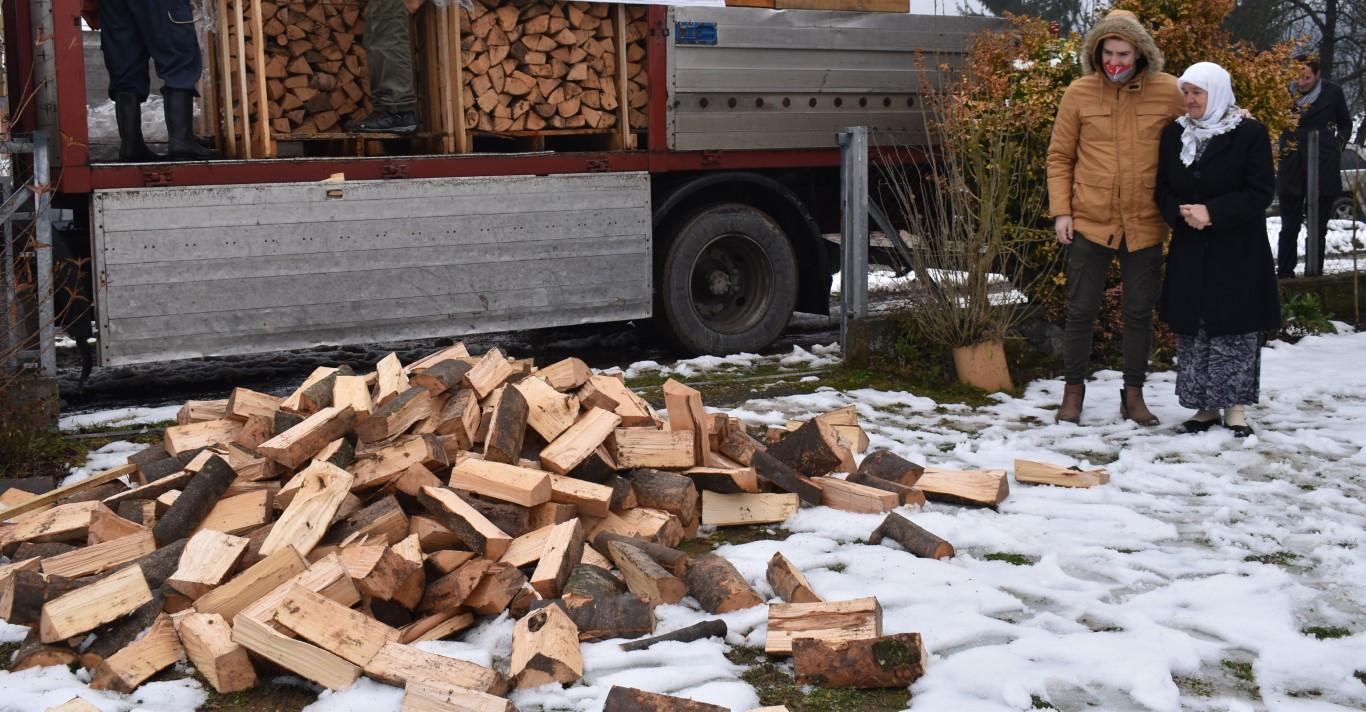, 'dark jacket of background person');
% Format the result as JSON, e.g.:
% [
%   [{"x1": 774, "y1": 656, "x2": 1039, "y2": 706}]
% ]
[
  {"x1": 1156, "y1": 118, "x2": 1281, "y2": 337},
  {"x1": 1277, "y1": 80, "x2": 1352, "y2": 198}
]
